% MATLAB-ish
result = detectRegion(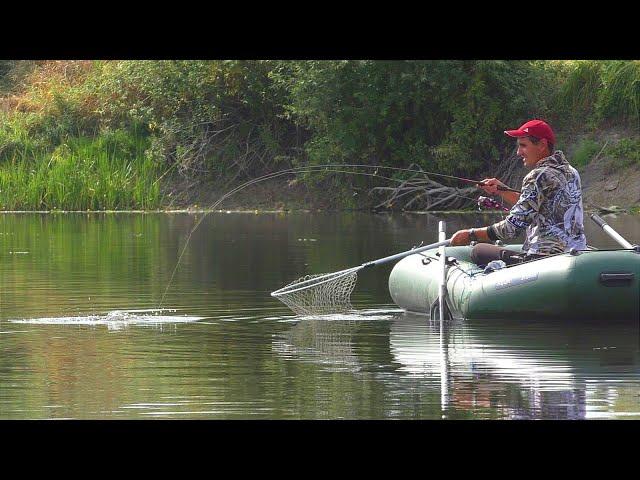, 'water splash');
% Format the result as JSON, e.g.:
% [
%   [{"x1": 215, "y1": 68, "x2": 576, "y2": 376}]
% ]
[{"x1": 8, "y1": 309, "x2": 204, "y2": 330}]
